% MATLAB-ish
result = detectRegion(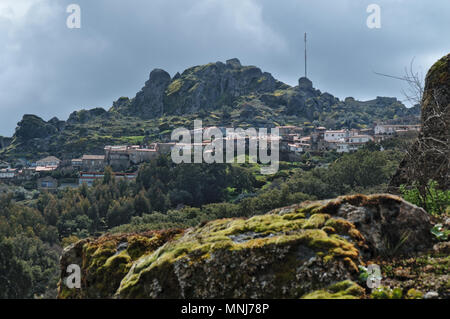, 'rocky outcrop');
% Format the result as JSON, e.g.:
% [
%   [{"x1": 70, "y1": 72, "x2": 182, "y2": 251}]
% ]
[
  {"x1": 132, "y1": 69, "x2": 172, "y2": 118},
  {"x1": 0, "y1": 136, "x2": 12, "y2": 150},
  {"x1": 58, "y1": 229, "x2": 183, "y2": 299},
  {"x1": 67, "y1": 108, "x2": 109, "y2": 124},
  {"x1": 390, "y1": 53, "x2": 450, "y2": 190},
  {"x1": 111, "y1": 58, "x2": 287, "y2": 118},
  {"x1": 57, "y1": 194, "x2": 433, "y2": 299},
  {"x1": 111, "y1": 58, "x2": 417, "y2": 122},
  {"x1": 298, "y1": 77, "x2": 313, "y2": 91},
  {"x1": 161, "y1": 58, "x2": 284, "y2": 116},
  {"x1": 14, "y1": 114, "x2": 59, "y2": 140}
]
